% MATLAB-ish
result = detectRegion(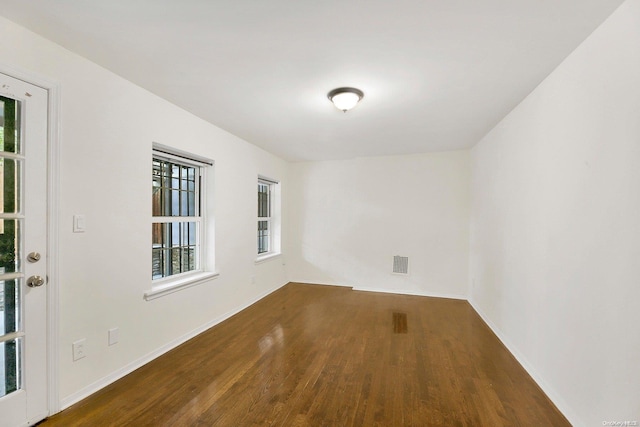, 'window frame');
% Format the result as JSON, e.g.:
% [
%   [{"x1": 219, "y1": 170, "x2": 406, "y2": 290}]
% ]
[
  {"x1": 257, "y1": 179, "x2": 271, "y2": 255},
  {"x1": 146, "y1": 144, "x2": 217, "y2": 301},
  {"x1": 256, "y1": 176, "x2": 281, "y2": 263}
]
